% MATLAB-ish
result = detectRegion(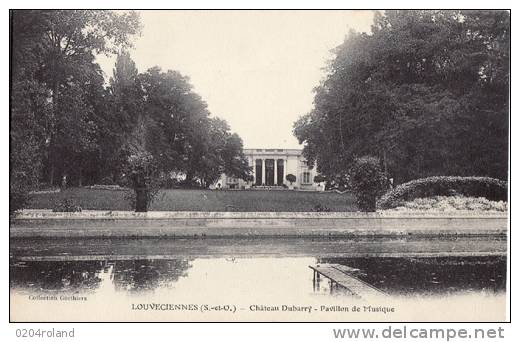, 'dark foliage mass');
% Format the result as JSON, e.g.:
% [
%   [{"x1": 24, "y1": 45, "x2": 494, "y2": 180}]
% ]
[
  {"x1": 10, "y1": 10, "x2": 251, "y2": 213},
  {"x1": 52, "y1": 198, "x2": 82, "y2": 212},
  {"x1": 319, "y1": 256, "x2": 506, "y2": 296},
  {"x1": 349, "y1": 156, "x2": 388, "y2": 212},
  {"x1": 294, "y1": 10, "x2": 509, "y2": 185},
  {"x1": 377, "y1": 176, "x2": 508, "y2": 209},
  {"x1": 285, "y1": 174, "x2": 297, "y2": 184}
]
